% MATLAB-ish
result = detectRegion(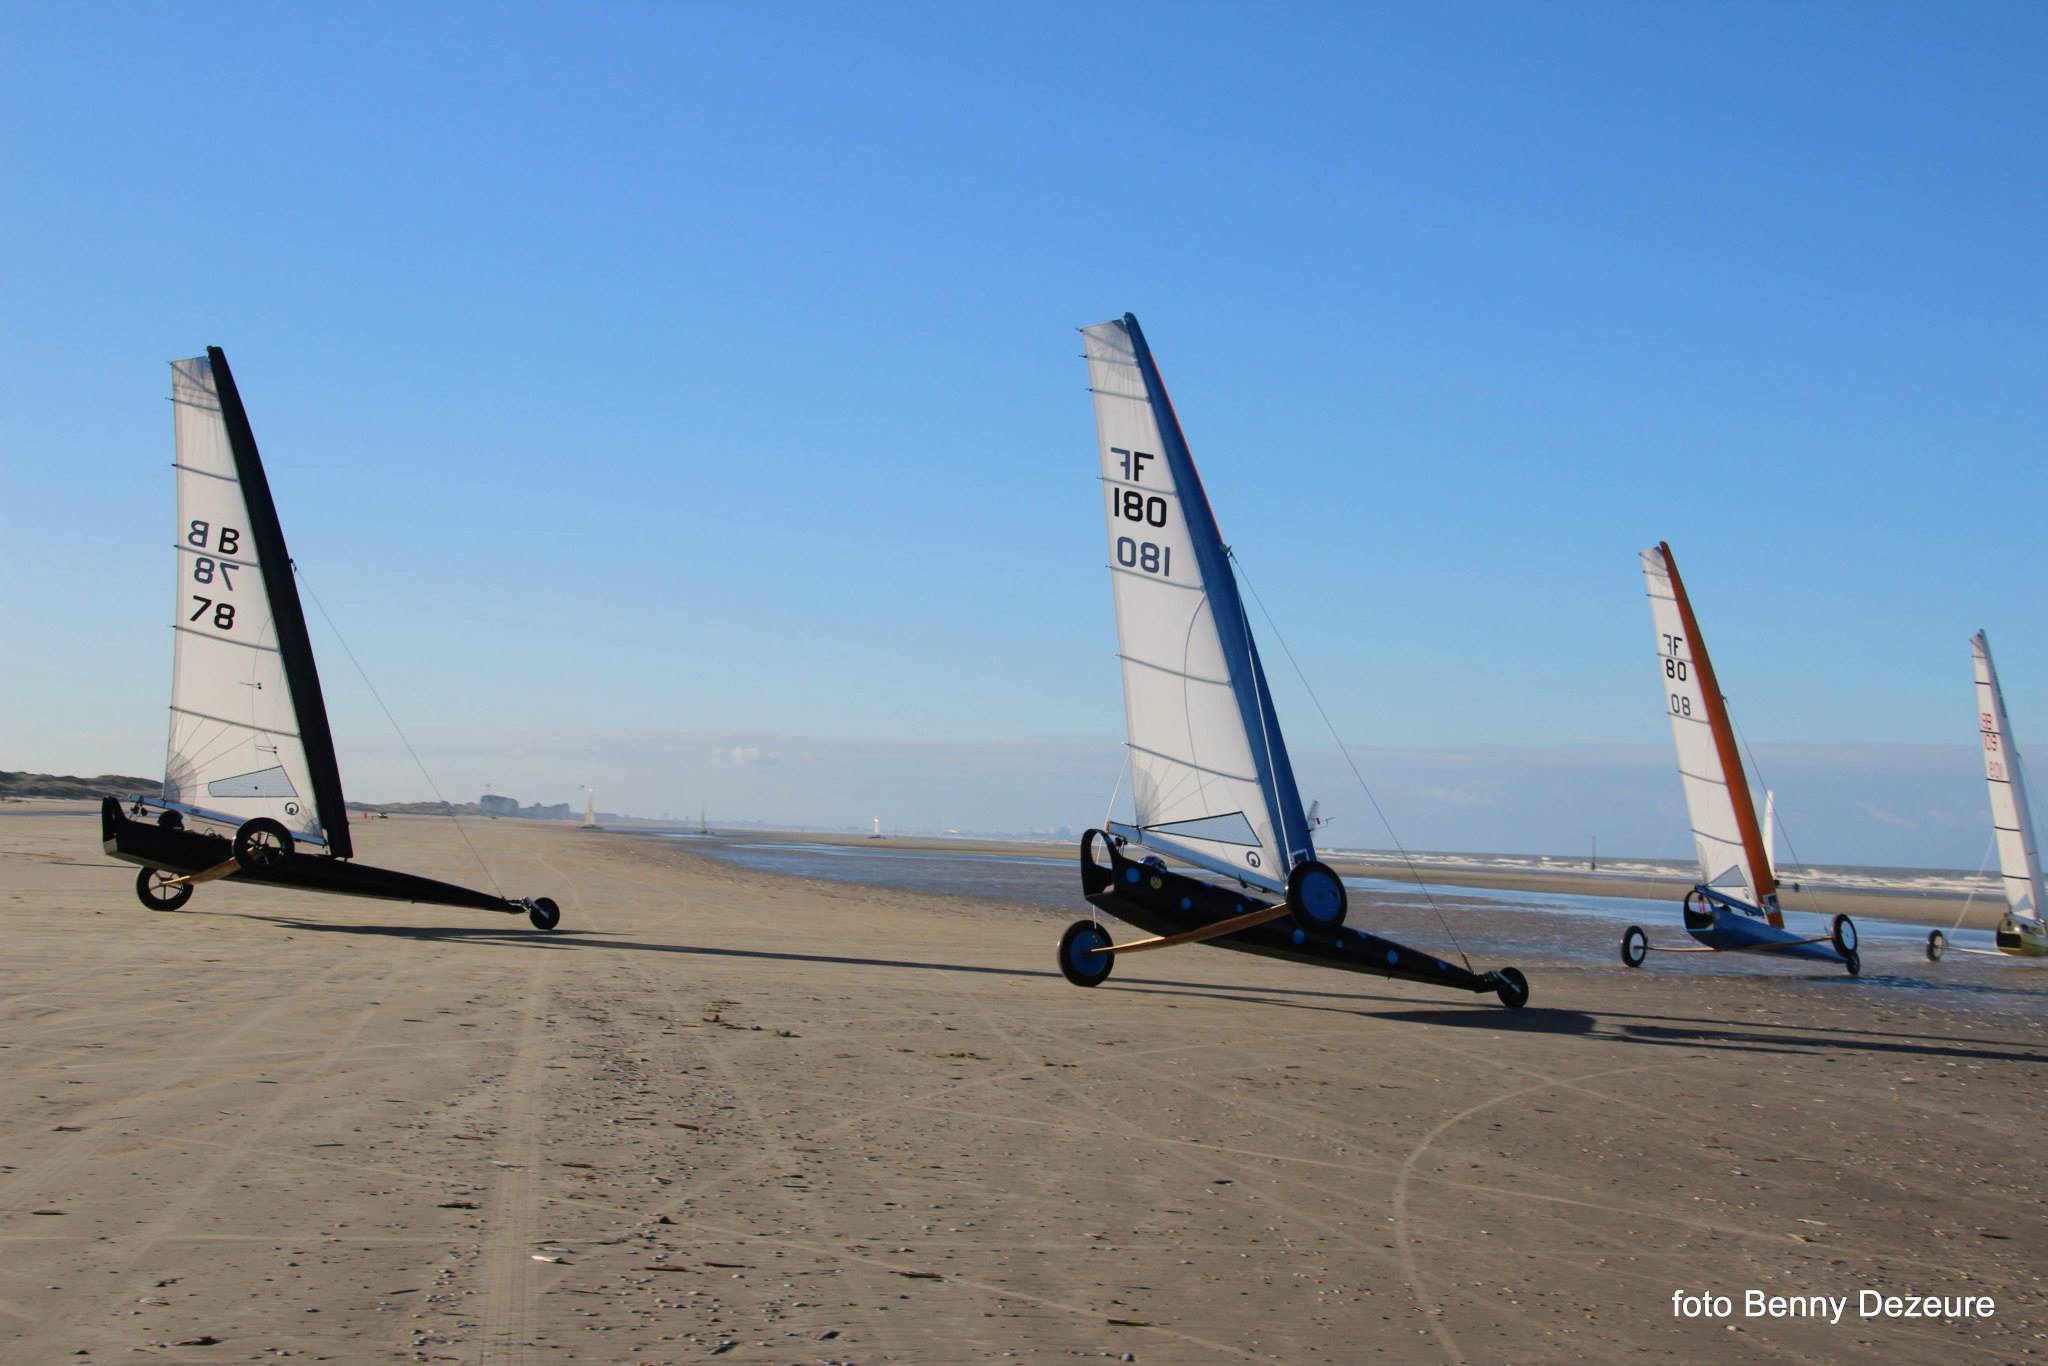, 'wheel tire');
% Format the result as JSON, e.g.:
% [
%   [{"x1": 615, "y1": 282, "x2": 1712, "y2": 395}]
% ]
[
  {"x1": 1843, "y1": 949, "x2": 1862, "y2": 977},
  {"x1": 232, "y1": 818, "x2": 295, "y2": 870},
  {"x1": 527, "y1": 897, "x2": 561, "y2": 931},
  {"x1": 1286, "y1": 860, "x2": 1348, "y2": 933},
  {"x1": 1926, "y1": 930, "x2": 1947, "y2": 962},
  {"x1": 1493, "y1": 966, "x2": 1530, "y2": 1009},
  {"x1": 1620, "y1": 925, "x2": 1648, "y2": 968},
  {"x1": 1830, "y1": 913, "x2": 1858, "y2": 958},
  {"x1": 134, "y1": 867, "x2": 193, "y2": 912},
  {"x1": 1058, "y1": 919, "x2": 1115, "y2": 987}
]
